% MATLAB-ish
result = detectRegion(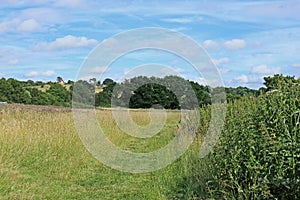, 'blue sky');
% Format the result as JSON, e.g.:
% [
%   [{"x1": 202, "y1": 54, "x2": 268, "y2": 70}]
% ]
[{"x1": 0, "y1": 0, "x2": 299, "y2": 88}]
